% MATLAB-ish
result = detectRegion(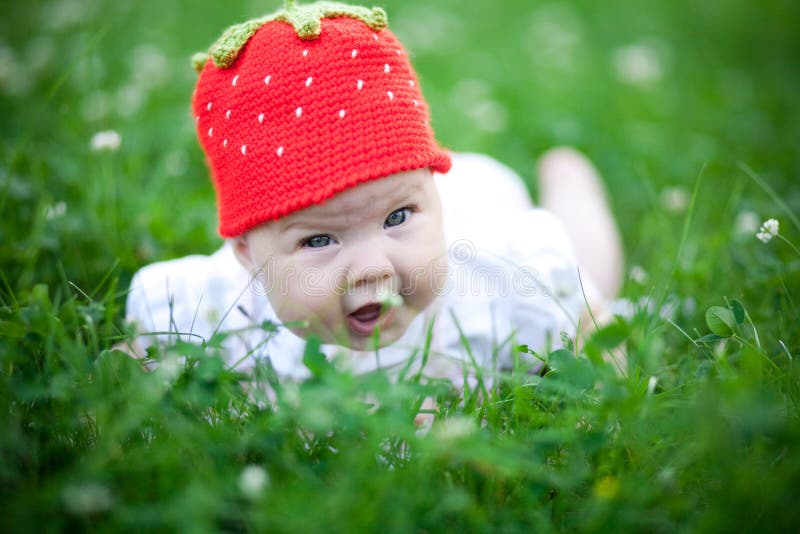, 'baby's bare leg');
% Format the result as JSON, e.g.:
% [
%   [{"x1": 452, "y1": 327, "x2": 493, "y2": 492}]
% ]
[{"x1": 537, "y1": 147, "x2": 624, "y2": 300}]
